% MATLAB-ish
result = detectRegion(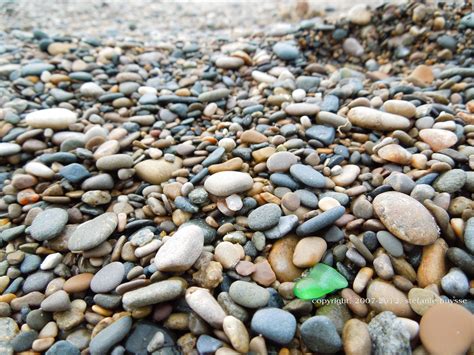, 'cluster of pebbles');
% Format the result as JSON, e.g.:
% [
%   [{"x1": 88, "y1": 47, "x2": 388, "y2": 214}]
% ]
[{"x1": 0, "y1": 1, "x2": 473, "y2": 354}]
